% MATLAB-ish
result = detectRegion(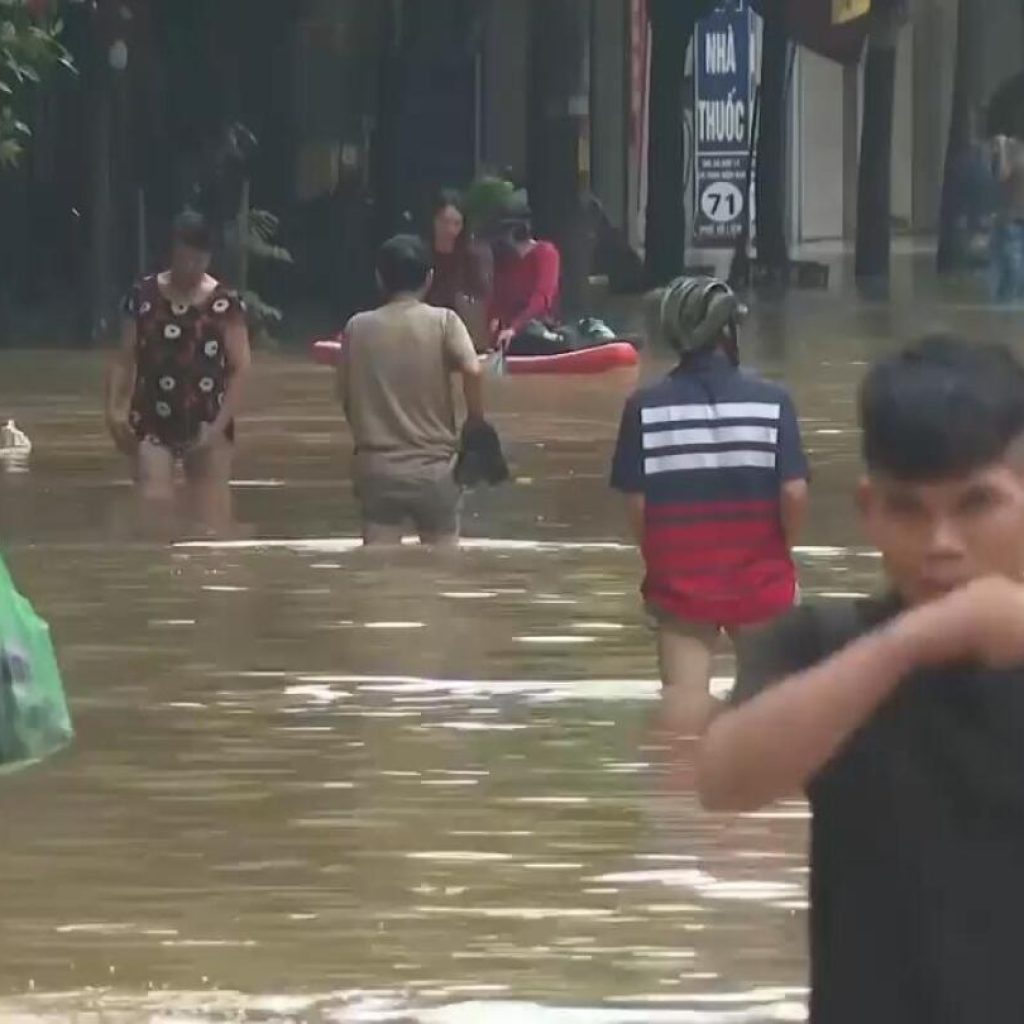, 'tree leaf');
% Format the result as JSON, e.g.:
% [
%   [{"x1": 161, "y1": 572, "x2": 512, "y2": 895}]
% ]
[{"x1": 0, "y1": 136, "x2": 23, "y2": 167}]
